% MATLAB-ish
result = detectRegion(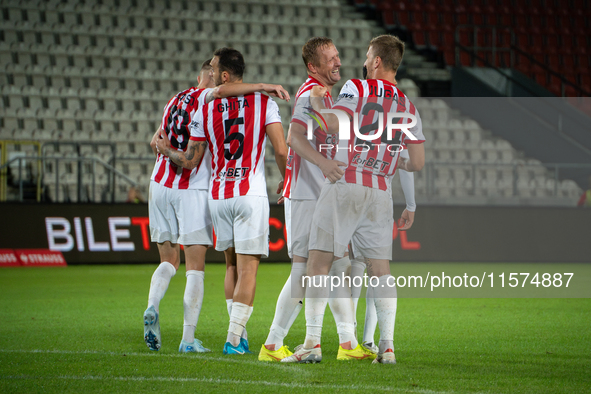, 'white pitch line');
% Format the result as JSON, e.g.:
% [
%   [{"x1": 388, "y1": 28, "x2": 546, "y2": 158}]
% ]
[
  {"x1": 0, "y1": 349, "x2": 495, "y2": 394},
  {"x1": 1, "y1": 374, "x2": 464, "y2": 394}
]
